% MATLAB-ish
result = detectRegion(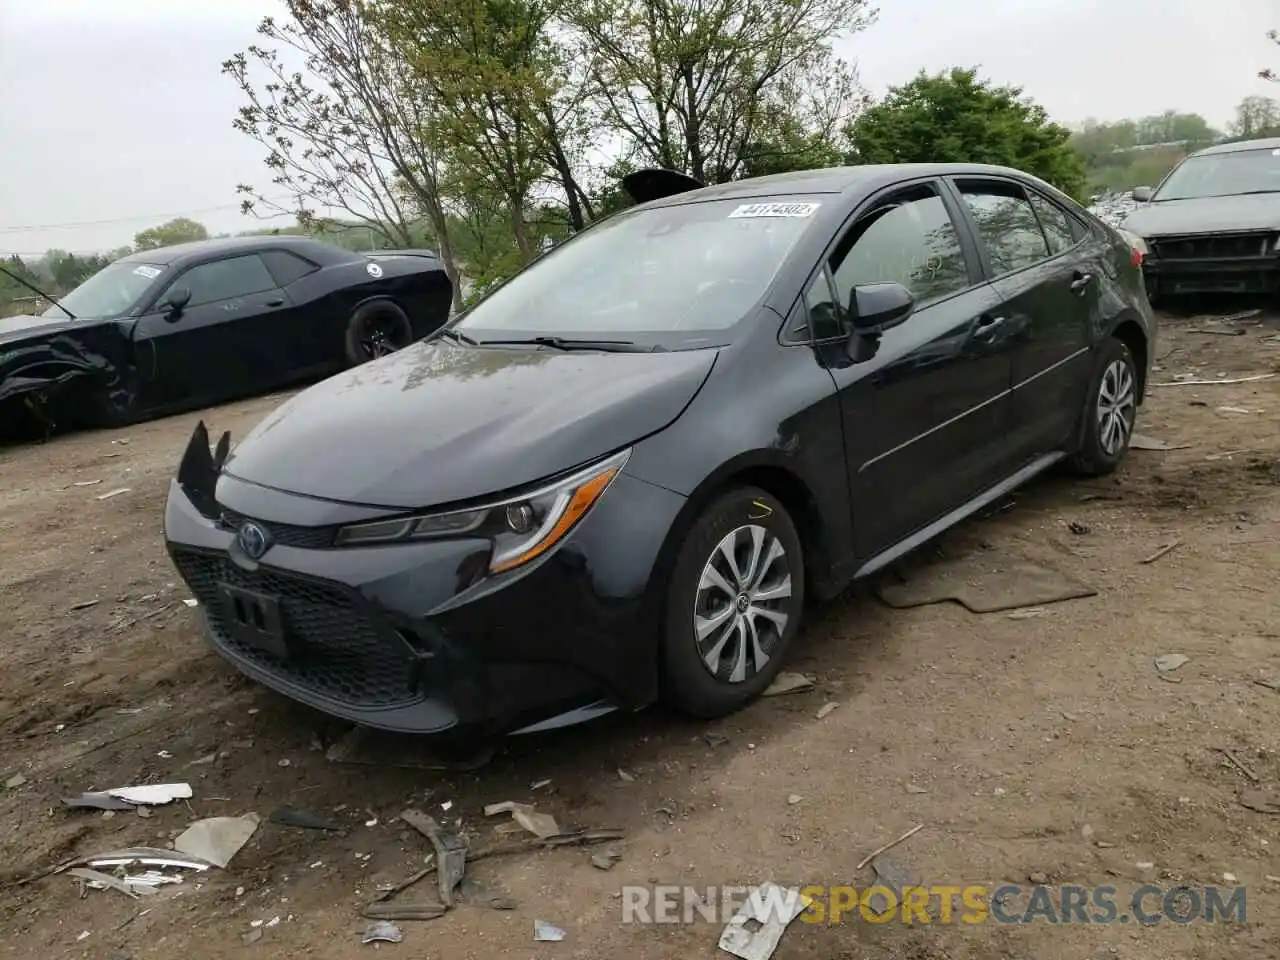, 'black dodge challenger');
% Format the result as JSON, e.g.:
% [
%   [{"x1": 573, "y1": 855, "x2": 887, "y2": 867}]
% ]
[
  {"x1": 0, "y1": 236, "x2": 452, "y2": 434},
  {"x1": 164, "y1": 163, "x2": 1155, "y2": 742}
]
